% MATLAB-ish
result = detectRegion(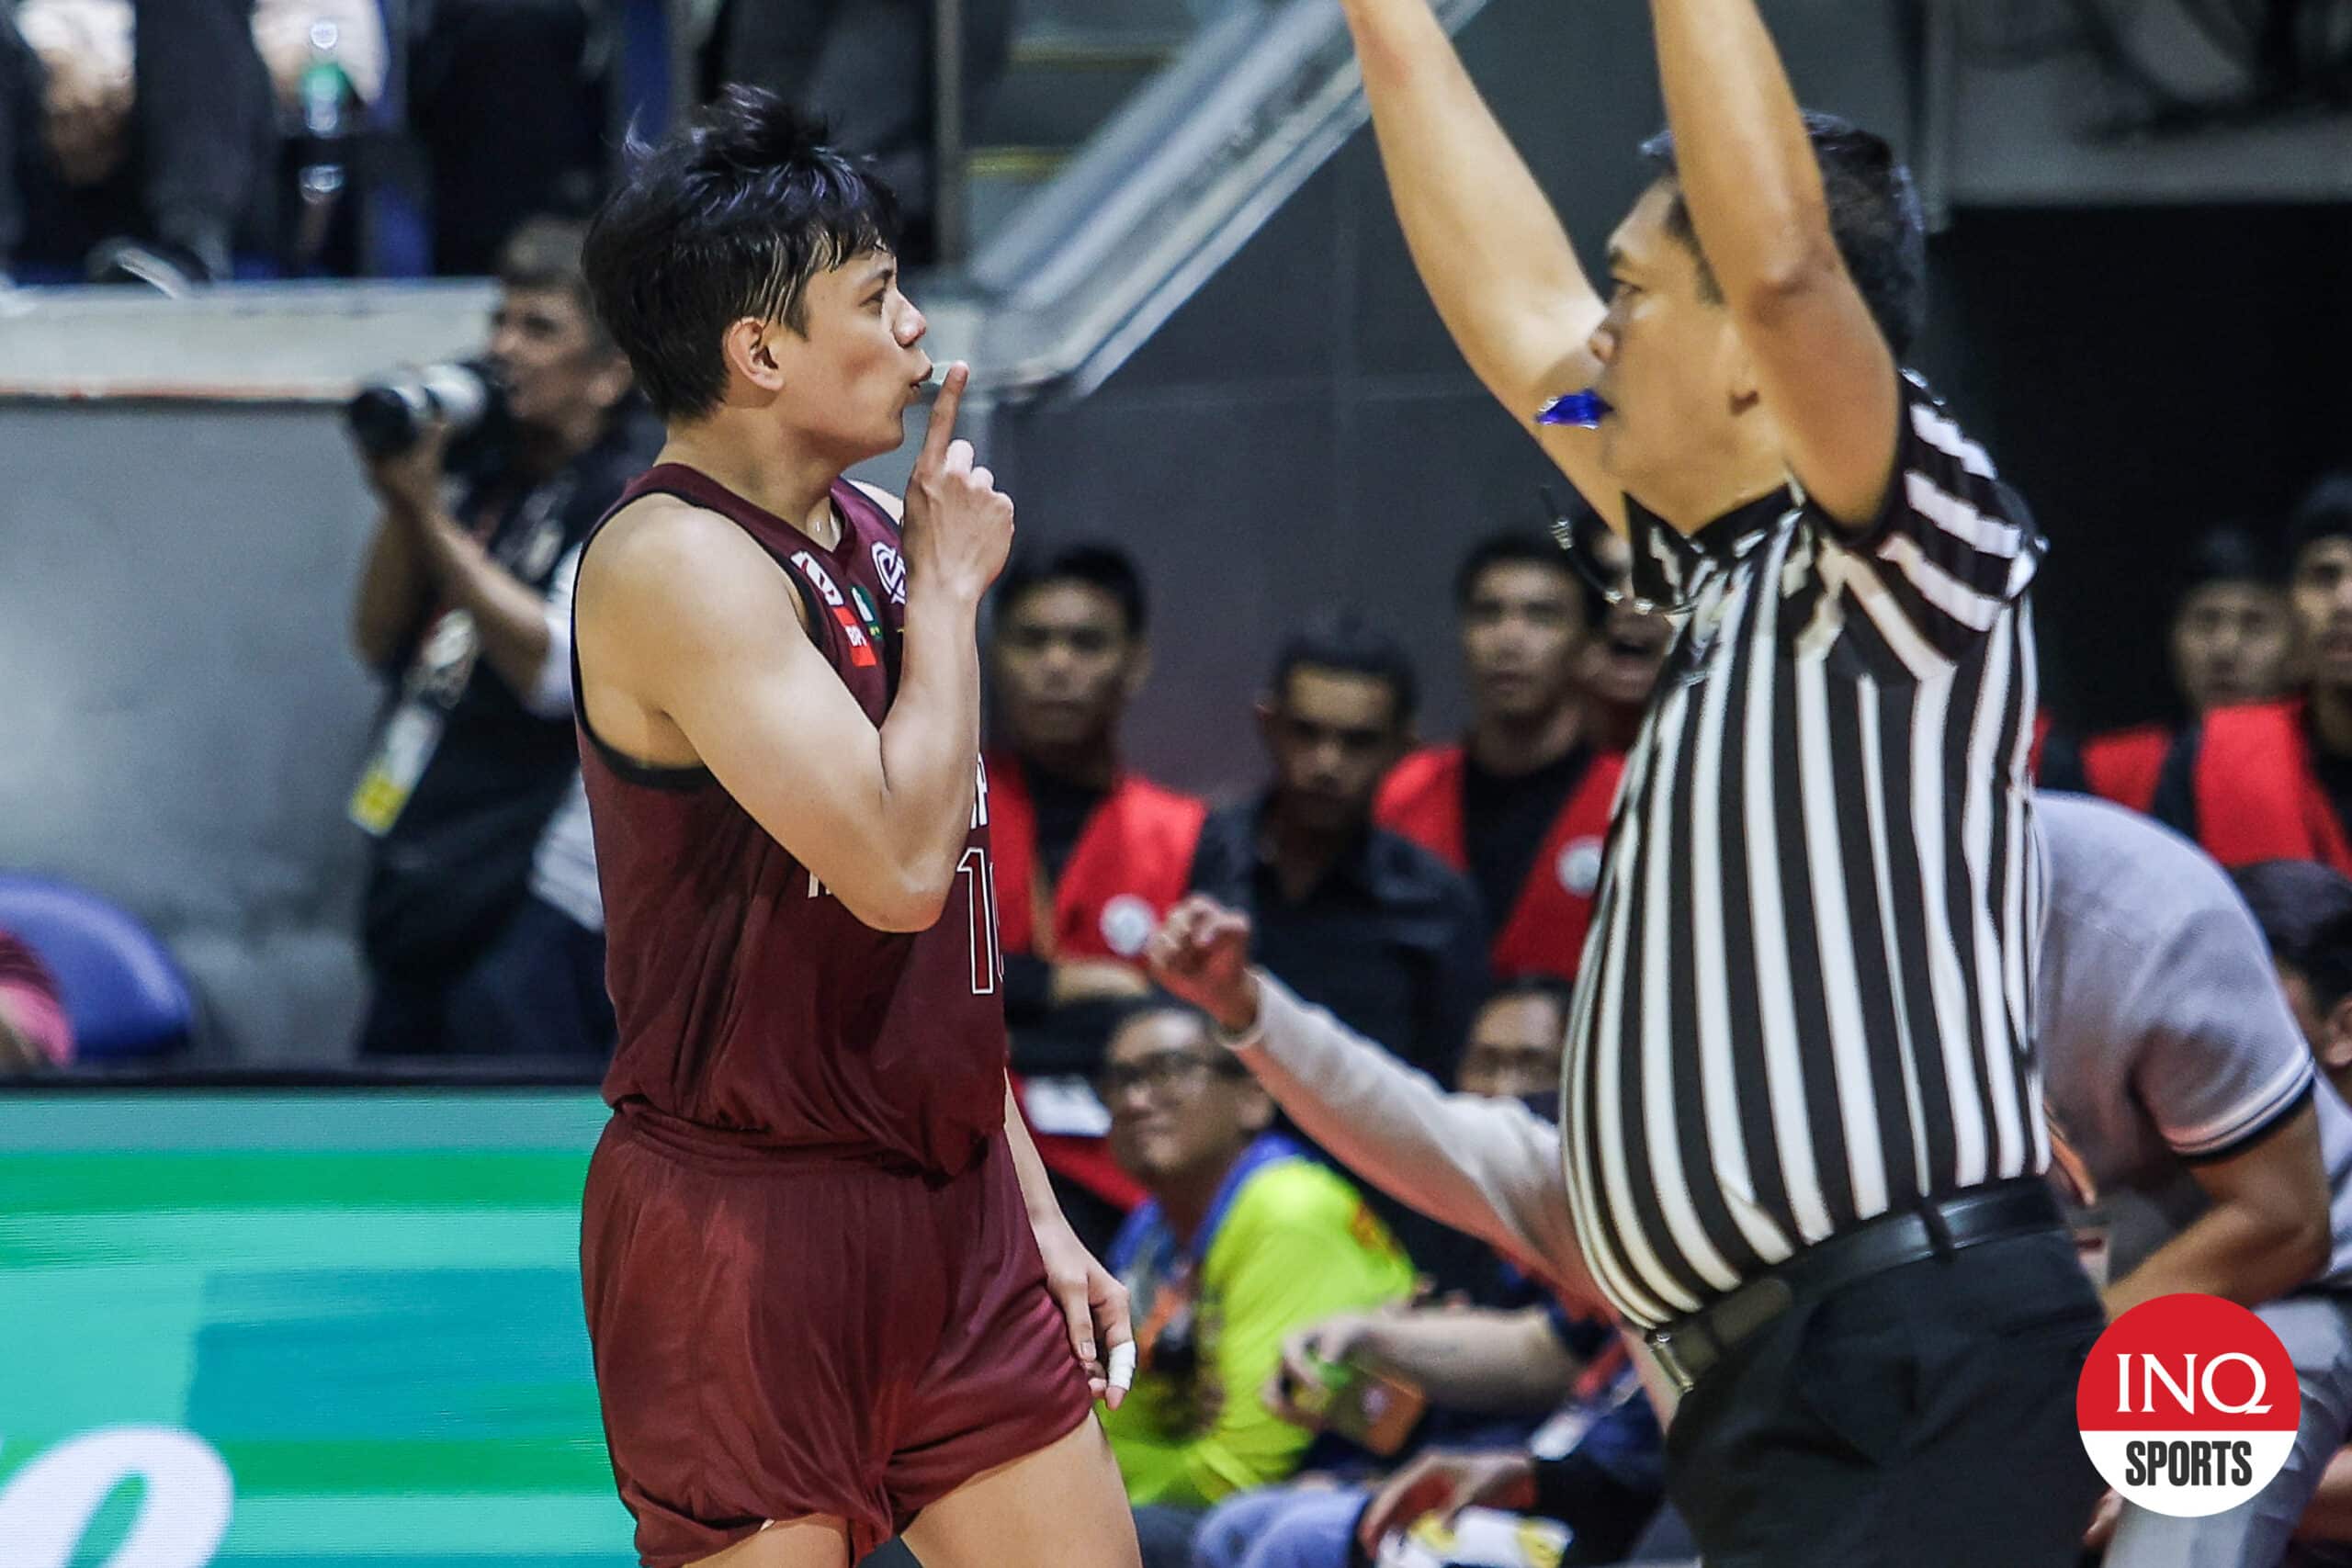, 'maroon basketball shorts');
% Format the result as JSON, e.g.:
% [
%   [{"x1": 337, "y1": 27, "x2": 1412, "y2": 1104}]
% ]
[{"x1": 580, "y1": 1114, "x2": 1097, "y2": 1566}]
